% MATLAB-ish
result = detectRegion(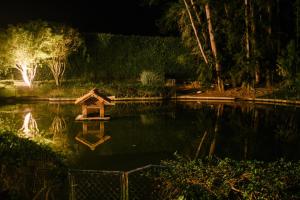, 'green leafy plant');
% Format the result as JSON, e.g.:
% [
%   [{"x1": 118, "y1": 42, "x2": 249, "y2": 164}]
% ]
[
  {"x1": 0, "y1": 130, "x2": 67, "y2": 199},
  {"x1": 140, "y1": 70, "x2": 165, "y2": 86},
  {"x1": 156, "y1": 155, "x2": 300, "y2": 200}
]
